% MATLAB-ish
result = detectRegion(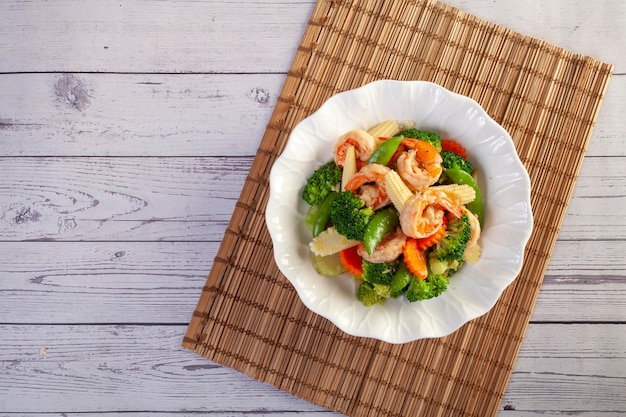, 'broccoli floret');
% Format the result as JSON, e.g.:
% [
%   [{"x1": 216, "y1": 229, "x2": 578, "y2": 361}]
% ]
[
  {"x1": 429, "y1": 212, "x2": 472, "y2": 274},
  {"x1": 357, "y1": 281, "x2": 385, "y2": 306},
  {"x1": 440, "y1": 150, "x2": 473, "y2": 175},
  {"x1": 357, "y1": 280, "x2": 395, "y2": 306},
  {"x1": 405, "y1": 276, "x2": 434, "y2": 302},
  {"x1": 373, "y1": 283, "x2": 393, "y2": 299},
  {"x1": 397, "y1": 128, "x2": 442, "y2": 151},
  {"x1": 301, "y1": 161, "x2": 342, "y2": 206},
  {"x1": 427, "y1": 273, "x2": 450, "y2": 296},
  {"x1": 329, "y1": 191, "x2": 374, "y2": 241},
  {"x1": 405, "y1": 270, "x2": 450, "y2": 302},
  {"x1": 361, "y1": 260, "x2": 397, "y2": 285}
]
